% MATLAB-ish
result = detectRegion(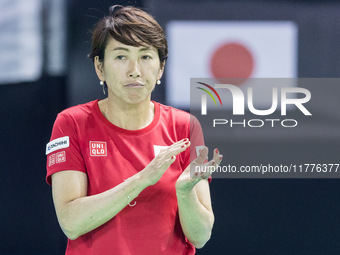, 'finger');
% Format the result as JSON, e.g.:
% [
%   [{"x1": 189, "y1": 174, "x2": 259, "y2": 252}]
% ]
[
  {"x1": 166, "y1": 141, "x2": 190, "y2": 157},
  {"x1": 191, "y1": 158, "x2": 214, "y2": 179},
  {"x1": 171, "y1": 139, "x2": 190, "y2": 149},
  {"x1": 171, "y1": 138, "x2": 189, "y2": 147},
  {"x1": 159, "y1": 140, "x2": 190, "y2": 161},
  {"x1": 201, "y1": 160, "x2": 215, "y2": 179},
  {"x1": 212, "y1": 148, "x2": 223, "y2": 165},
  {"x1": 165, "y1": 155, "x2": 177, "y2": 165},
  {"x1": 160, "y1": 138, "x2": 189, "y2": 153},
  {"x1": 195, "y1": 146, "x2": 208, "y2": 165},
  {"x1": 169, "y1": 142, "x2": 190, "y2": 158},
  {"x1": 158, "y1": 155, "x2": 177, "y2": 171}
]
